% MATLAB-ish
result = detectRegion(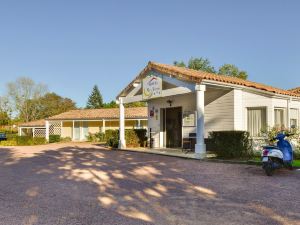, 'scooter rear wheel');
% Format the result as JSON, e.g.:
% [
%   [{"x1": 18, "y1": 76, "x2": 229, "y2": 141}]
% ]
[{"x1": 264, "y1": 162, "x2": 274, "y2": 176}]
